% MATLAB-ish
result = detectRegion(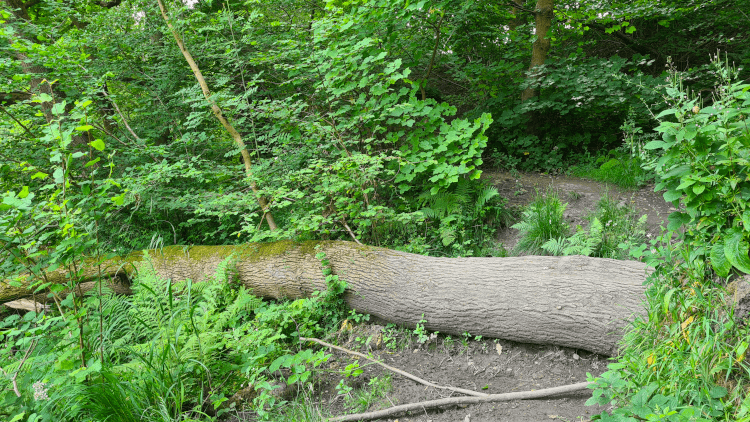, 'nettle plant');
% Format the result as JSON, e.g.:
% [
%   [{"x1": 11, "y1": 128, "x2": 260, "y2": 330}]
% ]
[{"x1": 645, "y1": 55, "x2": 750, "y2": 277}]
